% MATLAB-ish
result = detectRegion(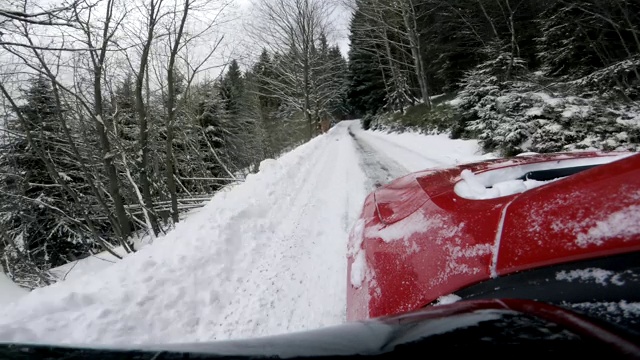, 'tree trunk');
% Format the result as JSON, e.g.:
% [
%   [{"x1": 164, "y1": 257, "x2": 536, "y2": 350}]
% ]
[
  {"x1": 401, "y1": 0, "x2": 430, "y2": 108},
  {"x1": 166, "y1": 0, "x2": 190, "y2": 224},
  {"x1": 135, "y1": 3, "x2": 160, "y2": 235},
  {"x1": 94, "y1": 61, "x2": 132, "y2": 245}
]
